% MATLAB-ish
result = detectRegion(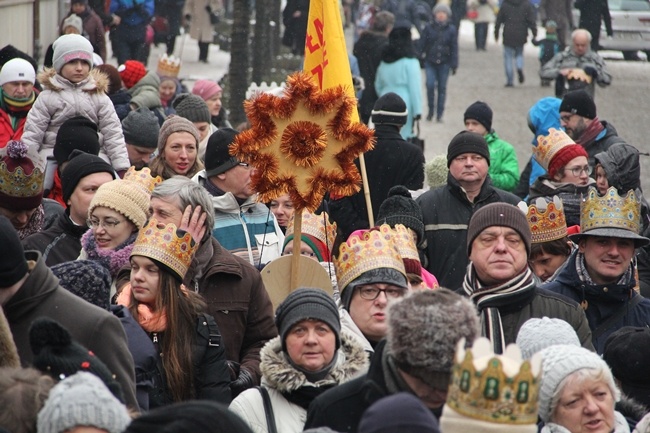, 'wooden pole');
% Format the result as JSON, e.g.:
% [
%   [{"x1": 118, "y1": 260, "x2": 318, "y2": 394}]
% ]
[
  {"x1": 290, "y1": 211, "x2": 303, "y2": 291},
  {"x1": 358, "y1": 153, "x2": 374, "y2": 226}
]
